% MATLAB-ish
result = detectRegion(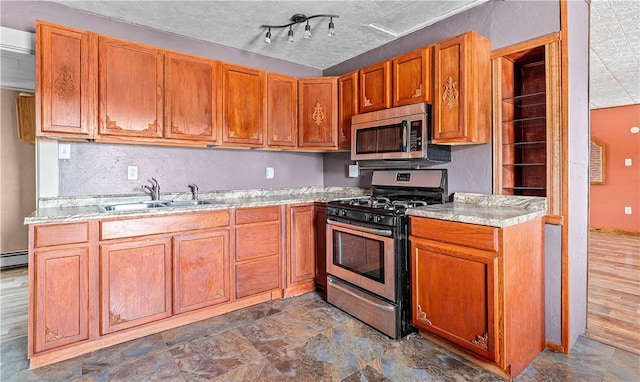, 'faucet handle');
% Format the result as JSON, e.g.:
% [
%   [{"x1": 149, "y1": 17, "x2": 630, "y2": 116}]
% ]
[{"x1": 188, "y1": 184, "x2": 199, "y2": 200}]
